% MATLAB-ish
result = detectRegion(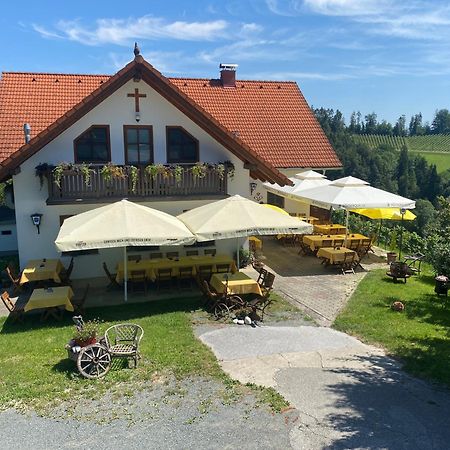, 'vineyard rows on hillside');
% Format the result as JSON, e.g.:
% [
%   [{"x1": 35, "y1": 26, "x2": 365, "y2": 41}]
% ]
[{"x1": 353, "y1": 134, "x2": 450, "y2": 153}]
